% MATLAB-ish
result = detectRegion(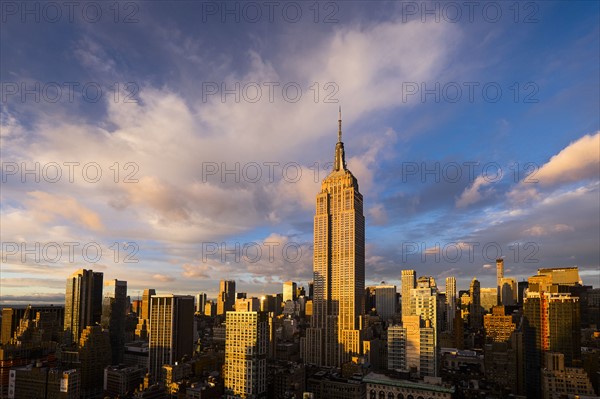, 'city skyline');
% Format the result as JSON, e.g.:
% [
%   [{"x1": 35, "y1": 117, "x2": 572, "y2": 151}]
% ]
[
  {"x1": 1, "y1": 3, "x2": 599, "y2": 398},
  {"x1": 1, "y1": 2, "x2": 599, "y2": 305}
]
